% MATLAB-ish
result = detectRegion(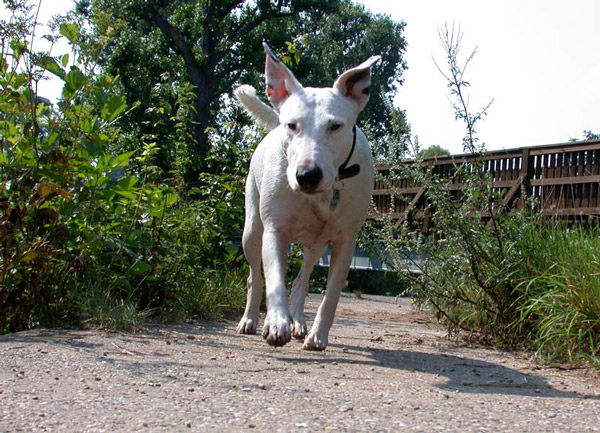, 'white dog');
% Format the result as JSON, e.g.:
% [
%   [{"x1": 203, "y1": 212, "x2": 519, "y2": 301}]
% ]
[{"x1": 234, "y1": 43, "x2": 379, "y2": 351}]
